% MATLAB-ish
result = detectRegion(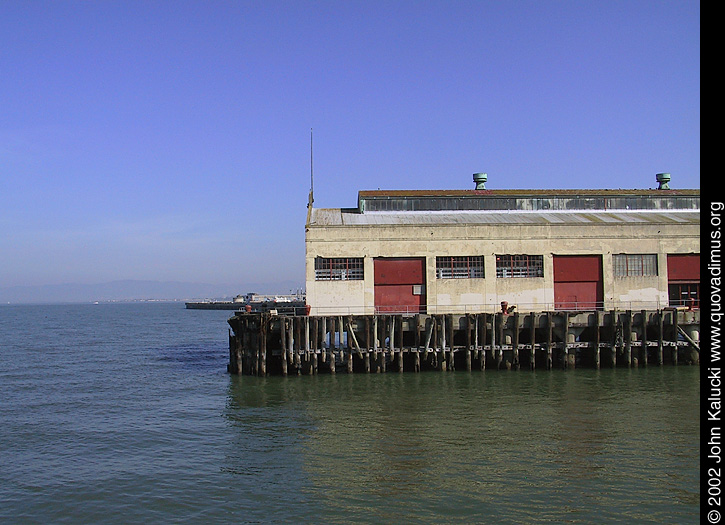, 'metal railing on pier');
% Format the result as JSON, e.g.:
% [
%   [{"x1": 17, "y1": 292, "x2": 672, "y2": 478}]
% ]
[{"x1": 298, "y1": 299, "x2": 696, "y2": 317}]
